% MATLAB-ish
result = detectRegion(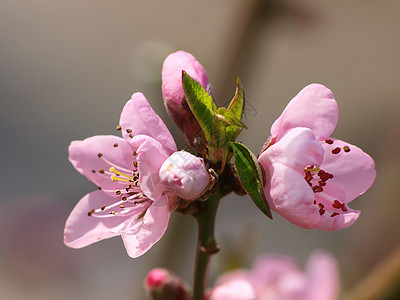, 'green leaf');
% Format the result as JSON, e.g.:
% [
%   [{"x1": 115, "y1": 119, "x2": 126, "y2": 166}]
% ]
[
  {"x1": 224, "y1": 78, "x2": 247, "y2": 143},
  {"x1": 182, "y1": 71, "x2": 217, "y2": 142},
  {"x1": 227, "y1": 77, "x2": 245, "y2": 120},
  {"x1": 231, "y1": 142, "x2": 272, "y2": 219},
  {"x1": 215, "y1": 107, "x2": 247, "y2": 129}
]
